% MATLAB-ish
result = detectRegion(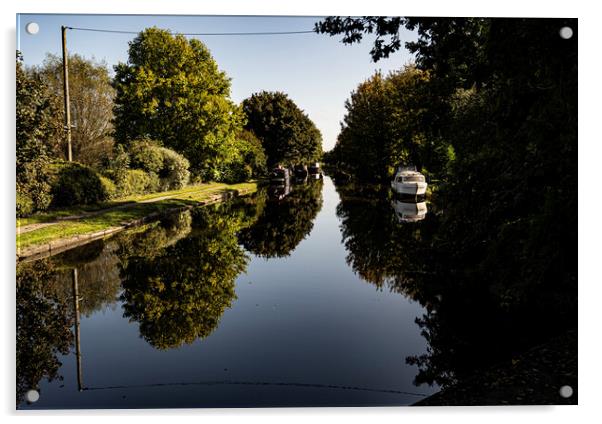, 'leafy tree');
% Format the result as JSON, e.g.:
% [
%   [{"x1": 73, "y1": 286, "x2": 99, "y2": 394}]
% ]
[
  {"x1": 35, "y1": 54, "x2": 116, "y2": 167},
  {"x1": 315, "y1": 17, "x2": 404, "y2": 62},
  {"x1": 16, "y1": 52, "x2": 60, "y2": 216},
  {"x1": 234, "y1": 129, "x2": 268, "y2": 179},
  {"x1": 326, "y1": 66, "x2": 451, "y2": 181},
  {"x1": 242, "y1": 91, "x2": 323, "y2": 167},
  {"x1": 113, "y1": 27, "x2": 244, "y2": 178}
]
